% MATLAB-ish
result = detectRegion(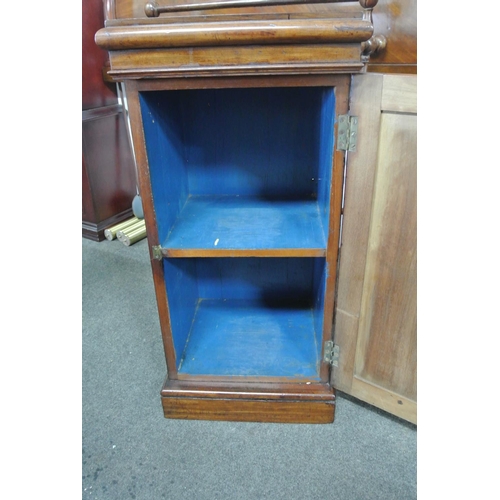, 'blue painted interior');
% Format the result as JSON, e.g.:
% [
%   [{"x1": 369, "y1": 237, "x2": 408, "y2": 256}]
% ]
[
  {"x1": 318, "y1": 89, "x2": 336, "y2": 232},
  {"x1": 162, "y1": 258, "x2": 199, "y2": 364},
  {"x1": 165, "y1": 196, "x2": 326, "y2": 251},
  {"x1": 140, "y1": 86, "x2": 336, "y2": 378},
  {"x1": 140, "y1": 93, "x2": 189, "y2": 242},
  {"x1": 312, "y1": 259, "x2": 327, "y2": 362},
  {"x1": 139, "y1": 87, "x2": 336, "y2": 247},
  {"x1": 163, "y1": 258, "x2": 325, "y2": 377},
  {"x1": 179, "y1": 299, "x2": 319, "y2": 378}
]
